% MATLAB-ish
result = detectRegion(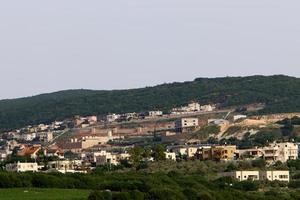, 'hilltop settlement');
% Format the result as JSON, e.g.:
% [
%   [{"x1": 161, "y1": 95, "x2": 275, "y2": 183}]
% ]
[{"x1": 1, "y1": 99, "x2": 300, "y2": 184}]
